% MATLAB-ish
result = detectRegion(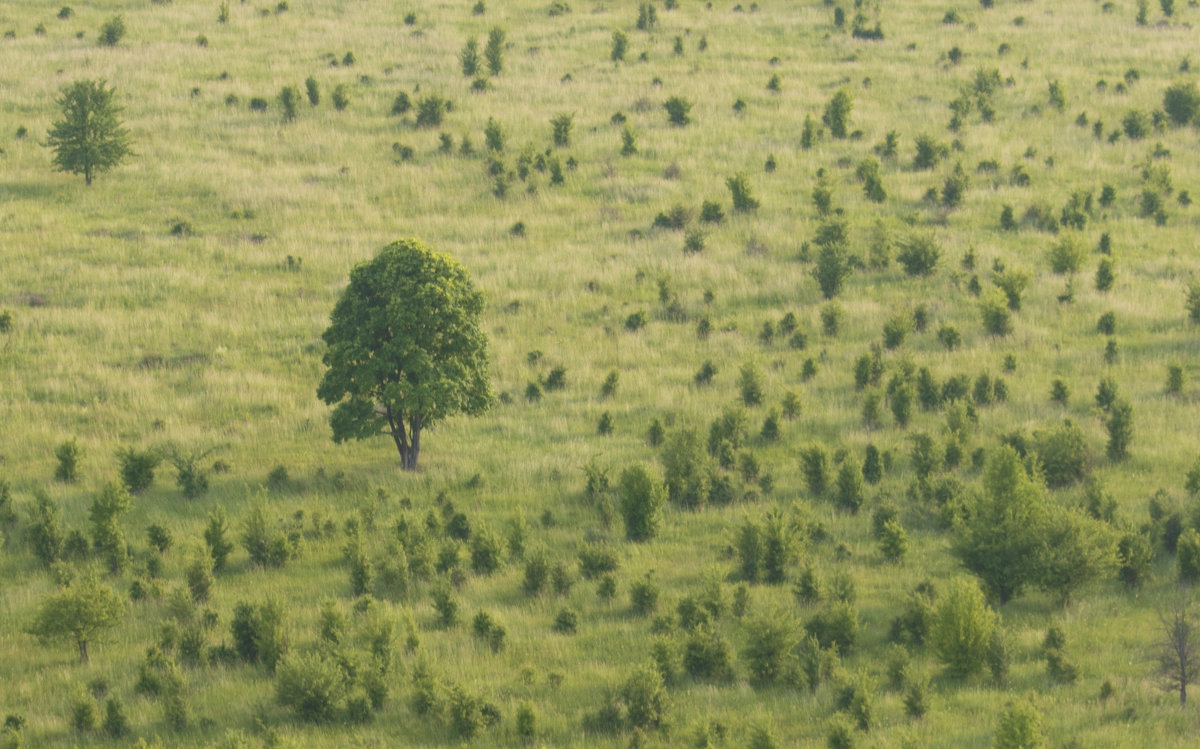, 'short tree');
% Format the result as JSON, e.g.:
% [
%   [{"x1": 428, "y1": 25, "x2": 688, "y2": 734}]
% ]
[
  {"x1": 484, "y1": 27, "x2": 505, "y2": 75},
  {"x1": 318, "y1": 239, "x2": 494, "y2": 470},
  {"x1": 932, "y1": 577, "x2": 996, "y2": 677},
  {"x1": 47, "y1": 80, "x2": 132, "y2": 186},
  {"x1": 1105, "y1": 398, "x2": 1133, "y2": 461},
  {"x1": 460, "y1": 38, "x2": 480, "y2": 77},
  {"x1": 1157, "y1": 602, "x2": 1198, "y2": 707},
  {"x1": 953, "y1": 446, "x2": 1048, "y2": 603},
  {"x1": 29, "y1": 567, "x2": 124, "y2": 663},
  {"x1": 993, "y1": 700, "x2": 1046, "y2": 749},
  {"x1": 1164, "y1": 81, "x2": 1200, "y2": 126},
  {"x1": 664, "y1": 96, "x2": 692, "y2": 126},
  {"x1": 618, "y1": 463, "x2": 666, "y2": 542},
  {"x1": 823, "y1": 88, "x2": 853, "y2": 138},
  {"x1": 97, "y1": 15, "x2": 125, "y2": 46}
]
